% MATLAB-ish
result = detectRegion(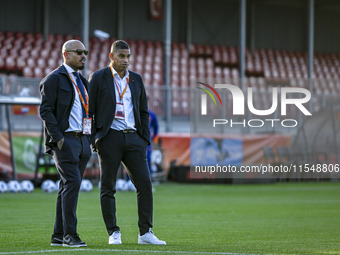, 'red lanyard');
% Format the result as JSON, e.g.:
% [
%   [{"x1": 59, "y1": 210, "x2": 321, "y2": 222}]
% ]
[
  {"x1": 110, "y1": 65, "x2": 129, "y2": 101},
  {"x1": 67, "y1": 72, "x2": 89, "y2": 116}
]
